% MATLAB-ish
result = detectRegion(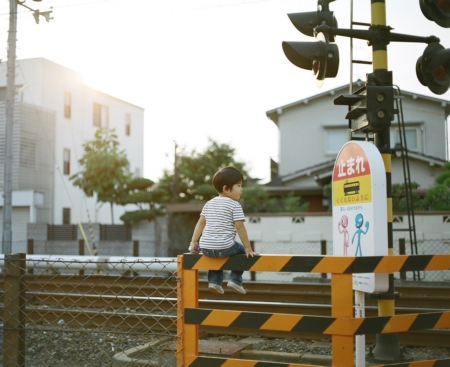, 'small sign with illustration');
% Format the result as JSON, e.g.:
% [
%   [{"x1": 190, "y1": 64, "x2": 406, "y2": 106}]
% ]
[{"x1": 332, "y1": 141, "x2": 388, "y2": 293}]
